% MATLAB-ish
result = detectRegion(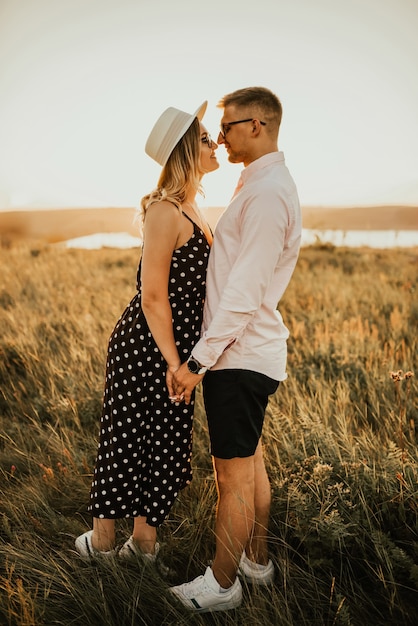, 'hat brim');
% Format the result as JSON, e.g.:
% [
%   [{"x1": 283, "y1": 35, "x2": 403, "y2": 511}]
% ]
[
  {"x1": 193, "y1": 101, "x2": 207, "y2": 122},
  {"x1": 145, "y1": 101, "x2": 208, "y2": 166}
]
